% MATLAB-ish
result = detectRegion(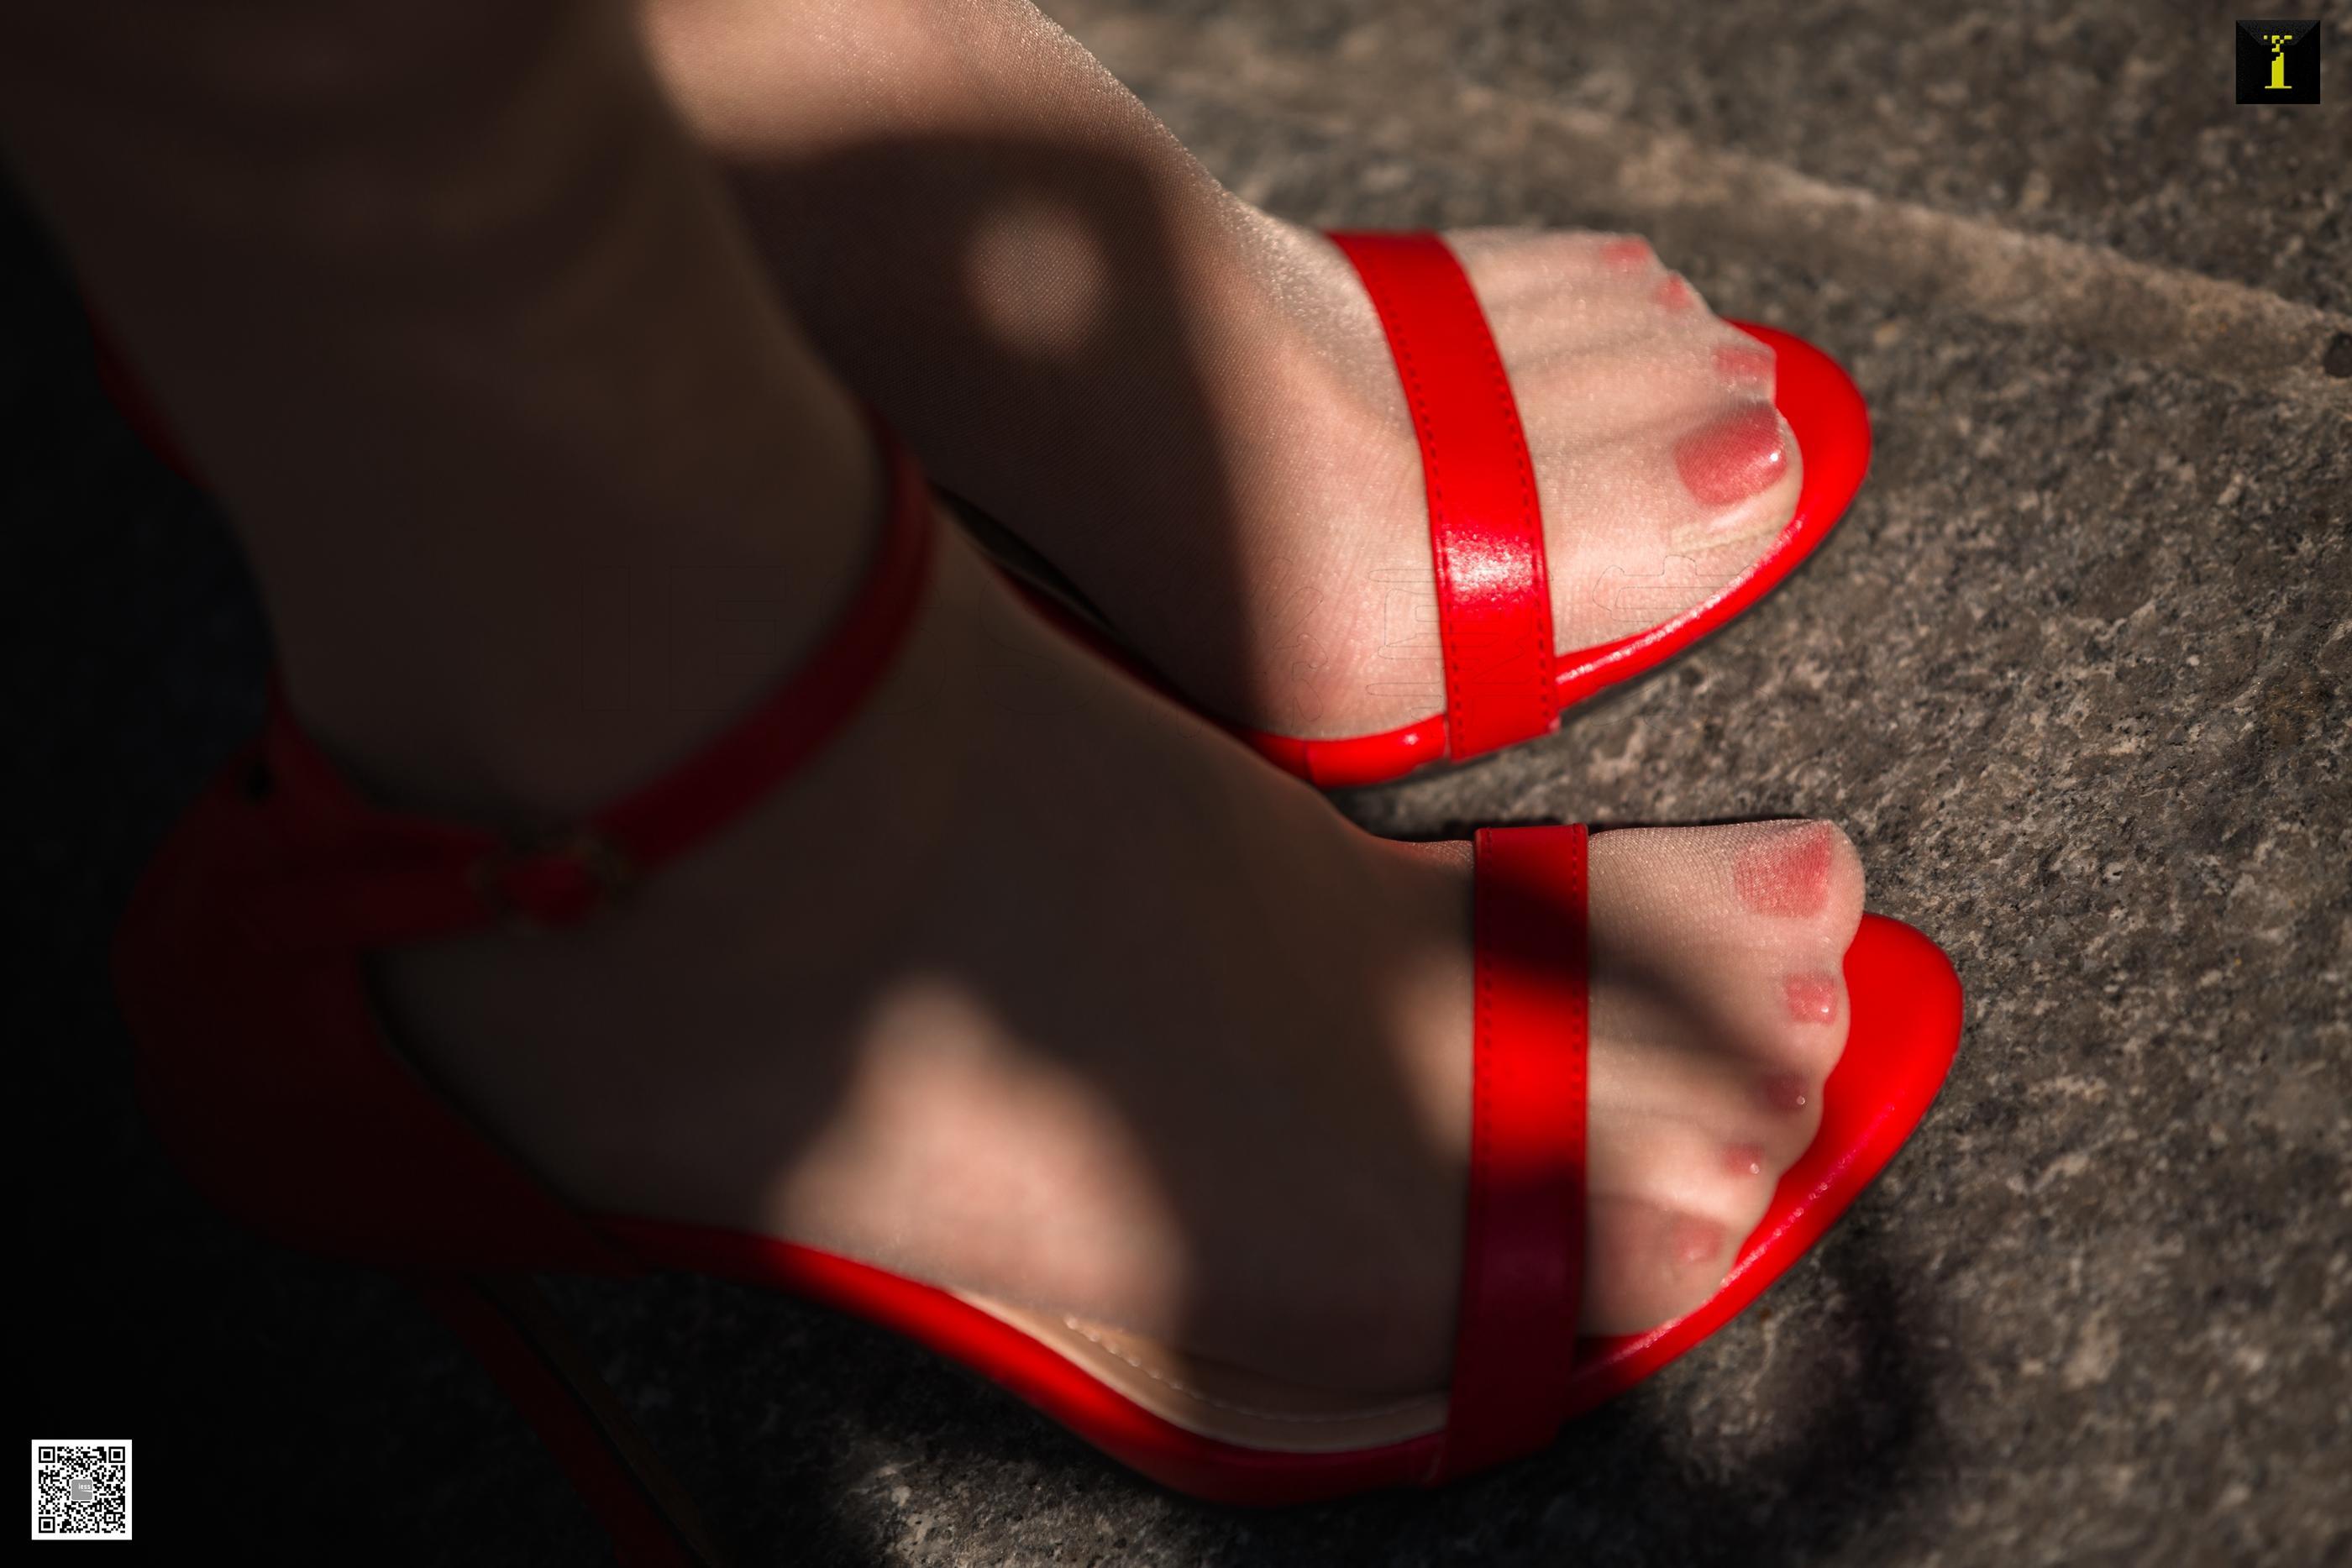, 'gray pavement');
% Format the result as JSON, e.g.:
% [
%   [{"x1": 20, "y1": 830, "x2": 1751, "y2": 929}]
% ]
[{"x1": 14, "y1": 2, "x2": 2347, "y2": 1563}]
